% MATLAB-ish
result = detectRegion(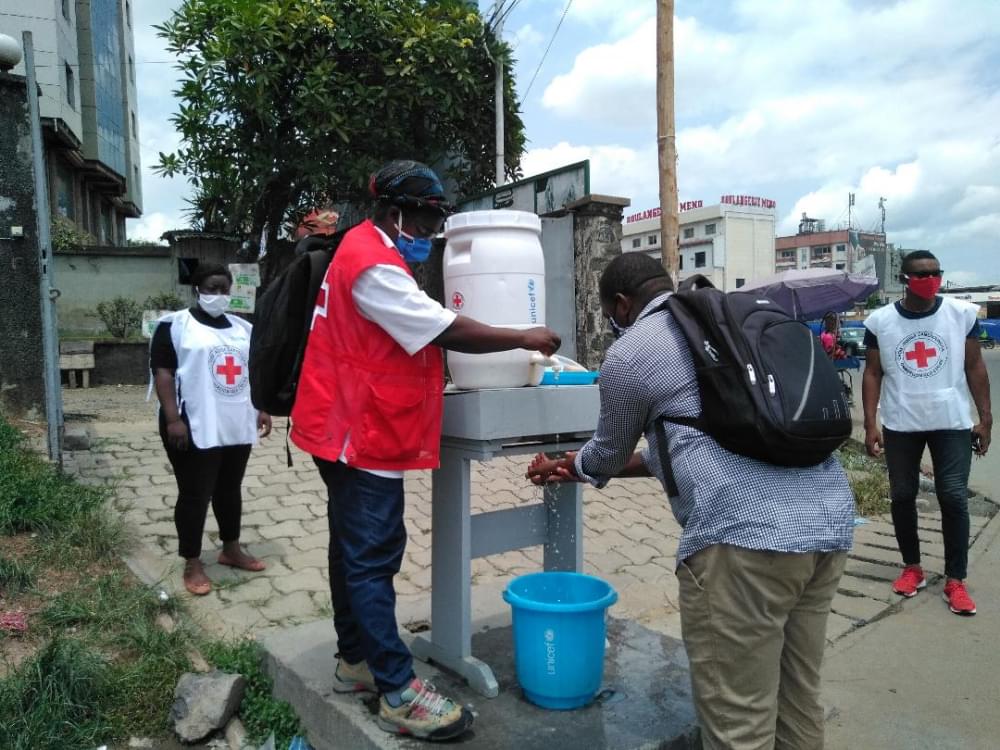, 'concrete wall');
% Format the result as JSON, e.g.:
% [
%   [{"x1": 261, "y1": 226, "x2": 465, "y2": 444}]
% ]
[
  {"x1": 0, "y1": 73, "x2": 47, "y2": 420},
  {"x1": 54, "y1": 246, "x2": 190, "y2": 334},
  {"x1": 566, "y1": 195, "x2": 630, "y2": 371}
]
